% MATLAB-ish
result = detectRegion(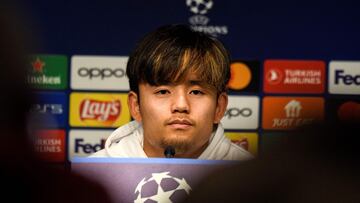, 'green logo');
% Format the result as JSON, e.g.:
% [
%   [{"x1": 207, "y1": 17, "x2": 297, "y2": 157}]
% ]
[{"x1": 27, "y1": 55, "x2": 68, "y2": 89}]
